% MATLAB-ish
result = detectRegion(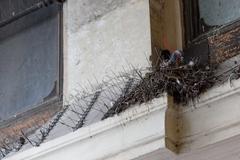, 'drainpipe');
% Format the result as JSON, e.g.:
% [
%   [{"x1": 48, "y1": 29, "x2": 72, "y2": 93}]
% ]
[{"x1": 0, "y1": 0, "x2": 65, "y2": 28}]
